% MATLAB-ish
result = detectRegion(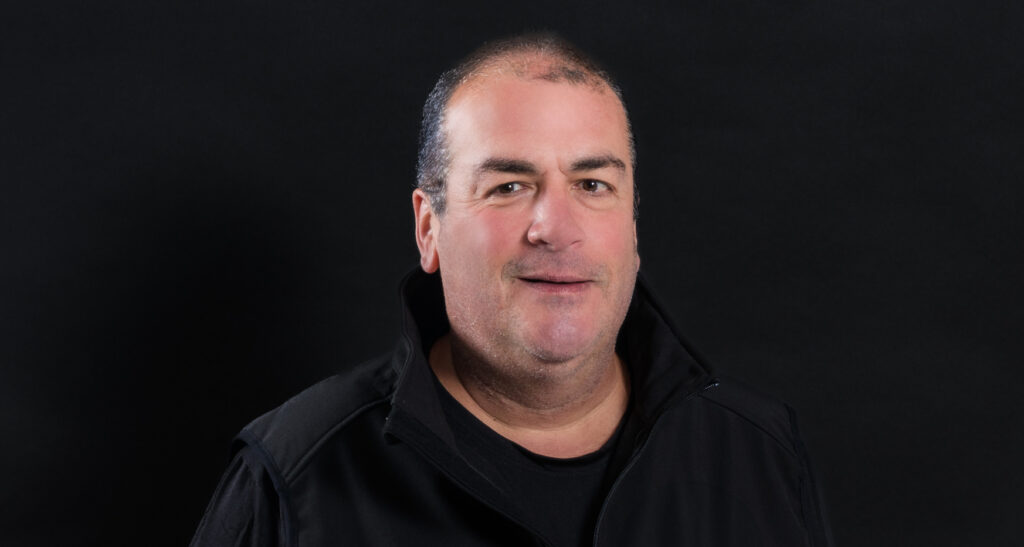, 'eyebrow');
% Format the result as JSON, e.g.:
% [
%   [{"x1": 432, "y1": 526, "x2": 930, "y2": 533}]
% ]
[
  {"x1": 471, "y1": 154, "x2": 627, "y2": 194},
  {"x1": 570, "y1": 154, "x2": 626, "y2": 172},
  {"x1": 475, "y1": 158, "x2": 540, "y2": 176},
  {"x1": 474, "y1": 154, "x2": 627, "y2": 177}
]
